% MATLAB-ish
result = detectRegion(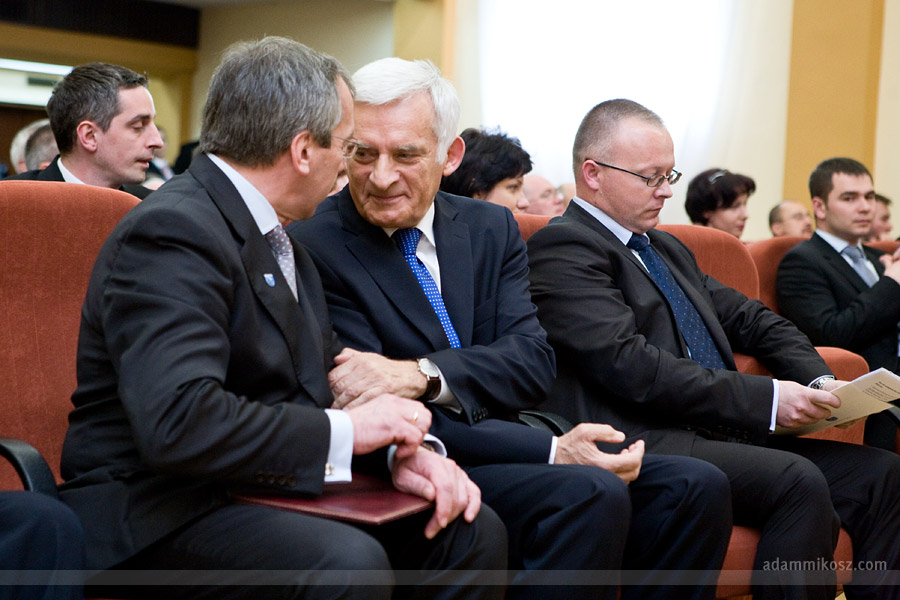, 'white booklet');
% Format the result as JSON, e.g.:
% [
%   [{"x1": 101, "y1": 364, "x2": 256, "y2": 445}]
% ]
[{"x1": 775, "y1": 368, "x2": 900, "y2": 435}]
